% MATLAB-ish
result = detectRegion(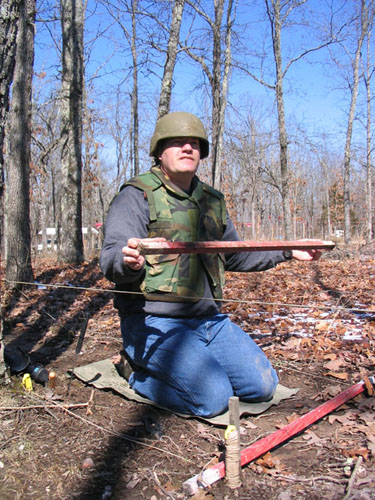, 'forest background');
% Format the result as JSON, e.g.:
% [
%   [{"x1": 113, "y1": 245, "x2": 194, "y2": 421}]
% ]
[
  {"x1": 1, "y1": 0, "x2": 375, "y2": 283},
  {"x1": 1, "y1": 3, "x2": 375, "y2": 496}
]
